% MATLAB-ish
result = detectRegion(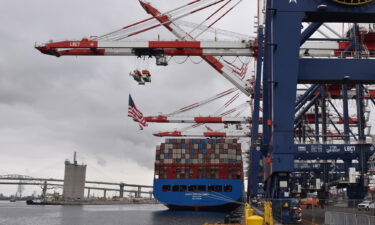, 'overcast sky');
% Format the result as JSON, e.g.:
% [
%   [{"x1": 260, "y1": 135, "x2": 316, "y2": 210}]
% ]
[{"x1": 0, "y1": 0, "x2": 257, "y2": 196}]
